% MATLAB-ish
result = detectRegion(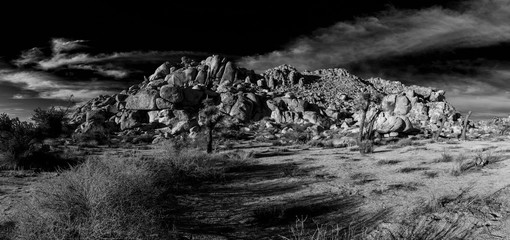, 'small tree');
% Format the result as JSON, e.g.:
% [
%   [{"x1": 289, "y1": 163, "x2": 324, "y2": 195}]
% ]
[
  {"x1": 199, "y1": 98, "x2": 224, "y2": 153},
  {"x1": 32, "y1": 96, "x2": 74, "y2": 138}
]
